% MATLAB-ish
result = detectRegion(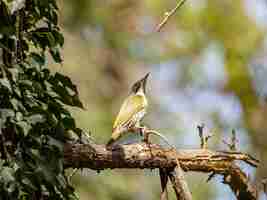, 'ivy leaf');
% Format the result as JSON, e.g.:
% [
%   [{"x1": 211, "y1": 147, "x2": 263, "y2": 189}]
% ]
[
  {"x1": 50, "y1": 10, "x2": 58, "y2": 25},
  {"x1": 0, "y1": 109, "x2": 15, "y2": 123},
  {"x1": 26, "y1": 114, "x2": 46, "y2": 125},
  {"x1": 29, "y1": 52, "x2": 45, "y2": 67},
  {"x1": 10, "y1": 0, "x2": 26, "y2": 14},
  {"x1": 52, "y1": 30, "x2": 64, "y2": 47},
  {"x1": 0, "y1": 2, "x2": 15, "y2": 35},
  {"x1": 16, "y1": 121, "x2": 31, "y2": 136},
  {"x1": 49, "y1": 46, "x2": 62, "y2": 63},
  {"x1": 54, "y1": 73, "x2": 77, "y2": 92},
  {"x1": 46, "y1": 32, "x2": 56, "y2": 47},
  {"x1": 21, "y1": 177, "x2": 38, "y2": 191},
  {"x1": 30, "y1": 28, "x2": 56, "y2": 49},
  {"x1": 61, "y1": 117, "x2": 75, "y2": 130},
  {"x1": 0, "y1": 167, "x2": 15, "y2": 183},
  {"x1": 71, "y1": 94, "x2": 84, "y2": 109},
  {"x1": 0, "y1": 0, "x2": 83, "y2": 198},
  {"x1": 0, "y1": 78, "x2": 12, "y2": 92}
]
